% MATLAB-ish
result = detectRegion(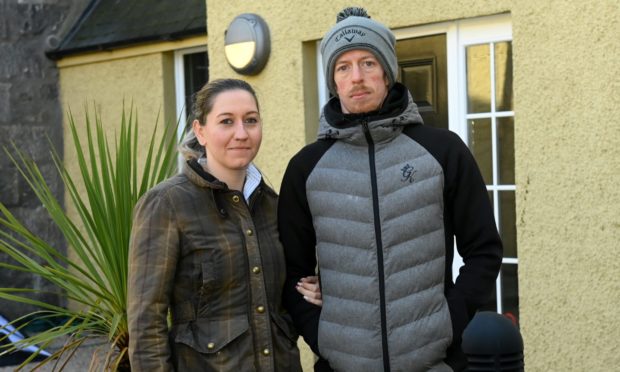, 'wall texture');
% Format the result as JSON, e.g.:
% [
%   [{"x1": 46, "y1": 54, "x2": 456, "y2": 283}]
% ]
[
  {"x1": 512, "y1": 1, "x2": 620, "y2": 369},
  {"x1": 56, "y1": 52, "x2": 168, "y2": 235},
  {"x1": 0, "y1": 0, "x2": 90, "y2": 320},
  {"x1": 56, "y1": 37, "x2": 206, "y2": 222},
  {"x1": 59, "y1": 53, "x2": 172, "y2": 150},
  {"x1": 206, "y1": 1, "x2": 620, "y2": 371}
]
